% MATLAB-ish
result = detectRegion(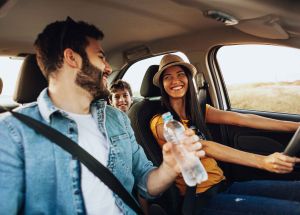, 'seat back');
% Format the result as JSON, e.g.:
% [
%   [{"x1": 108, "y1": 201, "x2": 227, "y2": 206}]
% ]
[
  {"x1": 128, "y1": 65, "x2": 163, "y2": 165},
  {"x1": 128, "y1": 65, "x2": 182, "y2": 215},
  {"x1": 13, "y1": 54, "x2": 48, "y2": 104}
]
